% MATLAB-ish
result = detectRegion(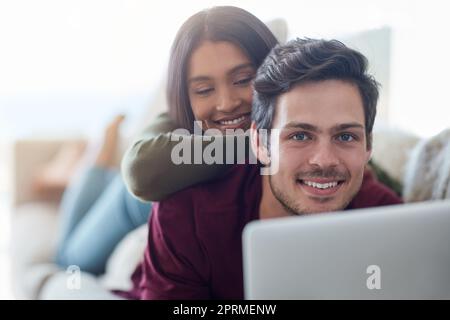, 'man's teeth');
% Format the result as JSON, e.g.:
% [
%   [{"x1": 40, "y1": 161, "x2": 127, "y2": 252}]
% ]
[
  {"x1": 220, "y1": 115, "x2": 246, "y2": 125},
  {"x1": 303, "y1": 180, "x2": 339, "y2": 189}
]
